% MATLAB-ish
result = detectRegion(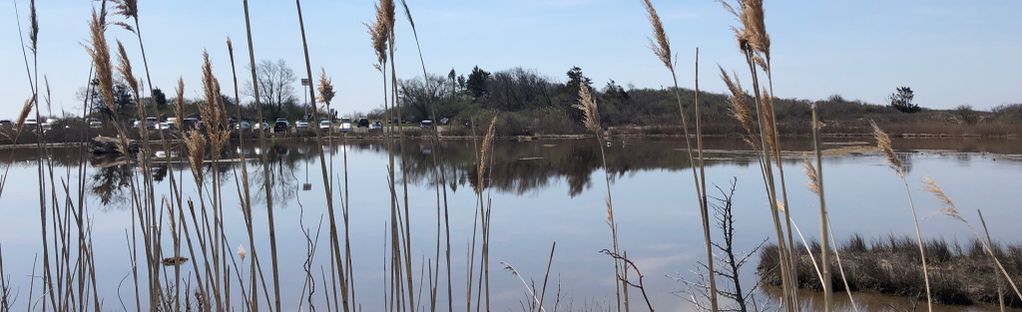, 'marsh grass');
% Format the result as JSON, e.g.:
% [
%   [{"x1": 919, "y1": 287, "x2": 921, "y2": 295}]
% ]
[{"x1": 760, "y1": 236, "x2": 1022, "y2": 308}]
